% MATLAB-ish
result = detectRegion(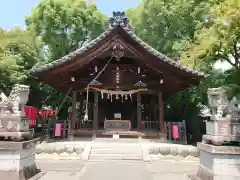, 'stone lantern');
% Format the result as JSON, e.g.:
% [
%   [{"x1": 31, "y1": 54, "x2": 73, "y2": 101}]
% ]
[
  {"x1": 189, "y1": 87, "x2": 240, "y2": 180},
  {"x1": 203, "y1": 87, "x2": 240, "y2": 145}
]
